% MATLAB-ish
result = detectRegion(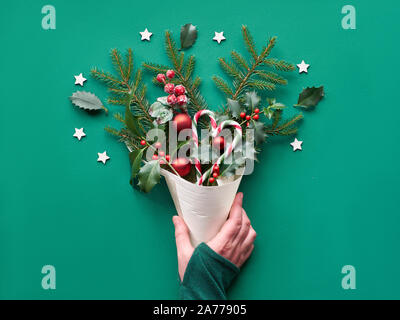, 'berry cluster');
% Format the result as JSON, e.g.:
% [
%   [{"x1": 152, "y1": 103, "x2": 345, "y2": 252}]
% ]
[
  {"x1": 140, "y1": 140, "x2": 171, "y2": 164},
  {"x1": 209, "y1": 165, "x2": 220, "y2": 184},
  {"x1": 240, "y1": 108, "x2": 260, "y2": 127},
  {"x1": 156, "y1": 70, "x2": 187, "y2": 106}
]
